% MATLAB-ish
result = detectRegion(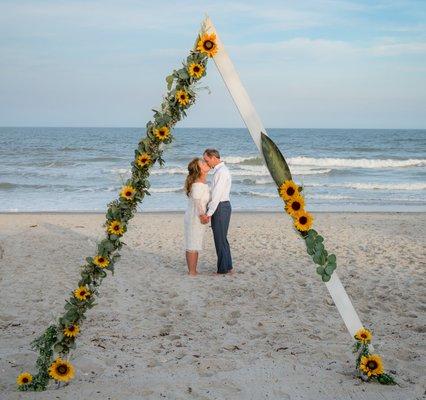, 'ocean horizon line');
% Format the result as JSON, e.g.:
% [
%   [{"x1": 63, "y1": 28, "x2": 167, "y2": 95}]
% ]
[
  {"x1": 1, "y1": 126, "x2": 426, "y2": 130},
  {"x1": 1, "y1": 210, "x2": 425, "y2": 215}
]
